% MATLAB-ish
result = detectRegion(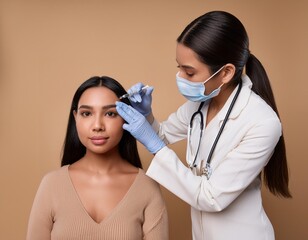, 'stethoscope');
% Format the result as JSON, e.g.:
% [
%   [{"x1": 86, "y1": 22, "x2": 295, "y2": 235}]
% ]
[{"x1": 188, "y1": 80, "x2": 242, "y2": 179}]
